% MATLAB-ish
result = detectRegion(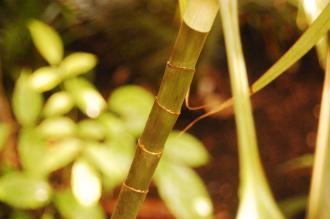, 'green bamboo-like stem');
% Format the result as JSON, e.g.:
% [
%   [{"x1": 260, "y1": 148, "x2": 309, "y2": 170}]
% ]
[
  {"x1": 307, "y1": 42, "x2": 330, "y2": 219},
  {"x1": 218, "y1": 0, "x2": 284, "y2": 218},
  {"x1": 110, "y1": 1, "x2": 218, "y2": 218}
]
